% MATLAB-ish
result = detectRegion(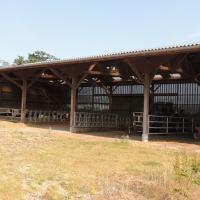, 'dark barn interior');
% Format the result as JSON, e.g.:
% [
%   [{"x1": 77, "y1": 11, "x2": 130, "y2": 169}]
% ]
[{"x1": 0, "y1": 44, "x2": 200, "y2": 141}]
